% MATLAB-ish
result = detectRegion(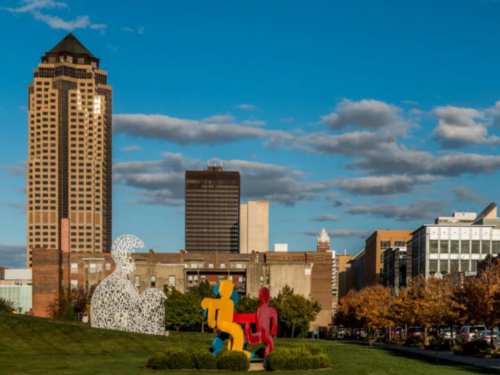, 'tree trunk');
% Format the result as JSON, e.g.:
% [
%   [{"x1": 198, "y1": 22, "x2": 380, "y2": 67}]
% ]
[{"x1": 291, "y1": 324, "x2": 296, "y2": 338}]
